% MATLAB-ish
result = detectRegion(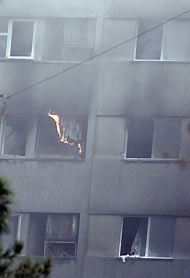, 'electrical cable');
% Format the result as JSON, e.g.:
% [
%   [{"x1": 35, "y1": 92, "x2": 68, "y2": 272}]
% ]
[{"x1": 1, "y1": 7, "x2": 190, "y2": 102}]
